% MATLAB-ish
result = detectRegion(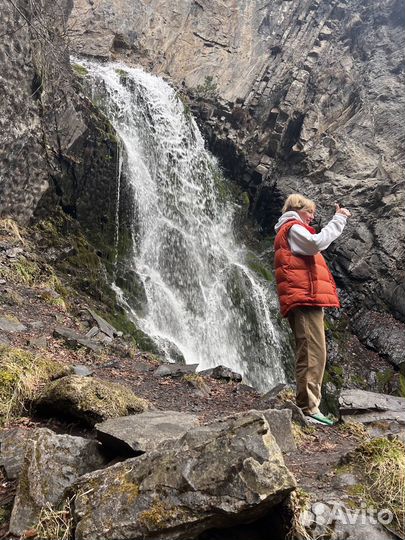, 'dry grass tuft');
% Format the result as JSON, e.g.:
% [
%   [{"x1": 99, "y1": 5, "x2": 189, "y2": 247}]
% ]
[
  {"x1": 35, "y1": 498, "x2": 74, "y2": 540},
  {"x1": 351, "y1": 437, "x2": 405, "y2": 535},
  {"x1": 278, "y1": 387, "x2": 296, "y2": 403},
  {"x1": 286, "y1": 488, "x2": 313, "y2": 540},
  {"x1": 0, "y1": 345, "x2": 69, "y2": 426},
  {"x1": 291, "y1": 422, "x2": 316, "y2": 446},
  {"x1": 0, "y1": 218, "x2": 25, "y2": 244},
  {"x1": 338, "y1": 420, "x2": 370, "y2": 440}
]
